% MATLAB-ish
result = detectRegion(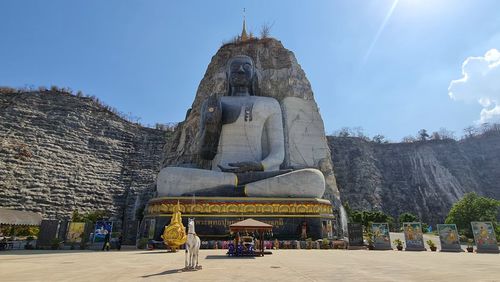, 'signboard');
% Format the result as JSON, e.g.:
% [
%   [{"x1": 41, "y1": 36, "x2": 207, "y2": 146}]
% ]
[
  {"x1": 36, "y1": 220, "x2": 60, "y2": 248},
  {"x1": 58, "y1": 221, "x2": 69, "y2": 241},
  {"x1": 371, "y1": 223, "x2": 392, "y2": 250},
  {"x1": 147, "y1": 219, "x2": 156, "y2": 239},
  {"x1": 403, "y1": 222, "x2": 425, "y2": 251},
  {"x1": 471, "y1": 222, "x2": 499, "y2": 253},
  {"x1": 93, "y1": 221, "x2": 113, "y2": 243},
  {"x1": 437, "y1": 224, "x2": 462, "y2": 252},
  {"x1": 66, "y1": 222, "x2": 86, "y2": 243},
  {"x1": 347, "y1": 223, "x2": 363, "y2": 246}
]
